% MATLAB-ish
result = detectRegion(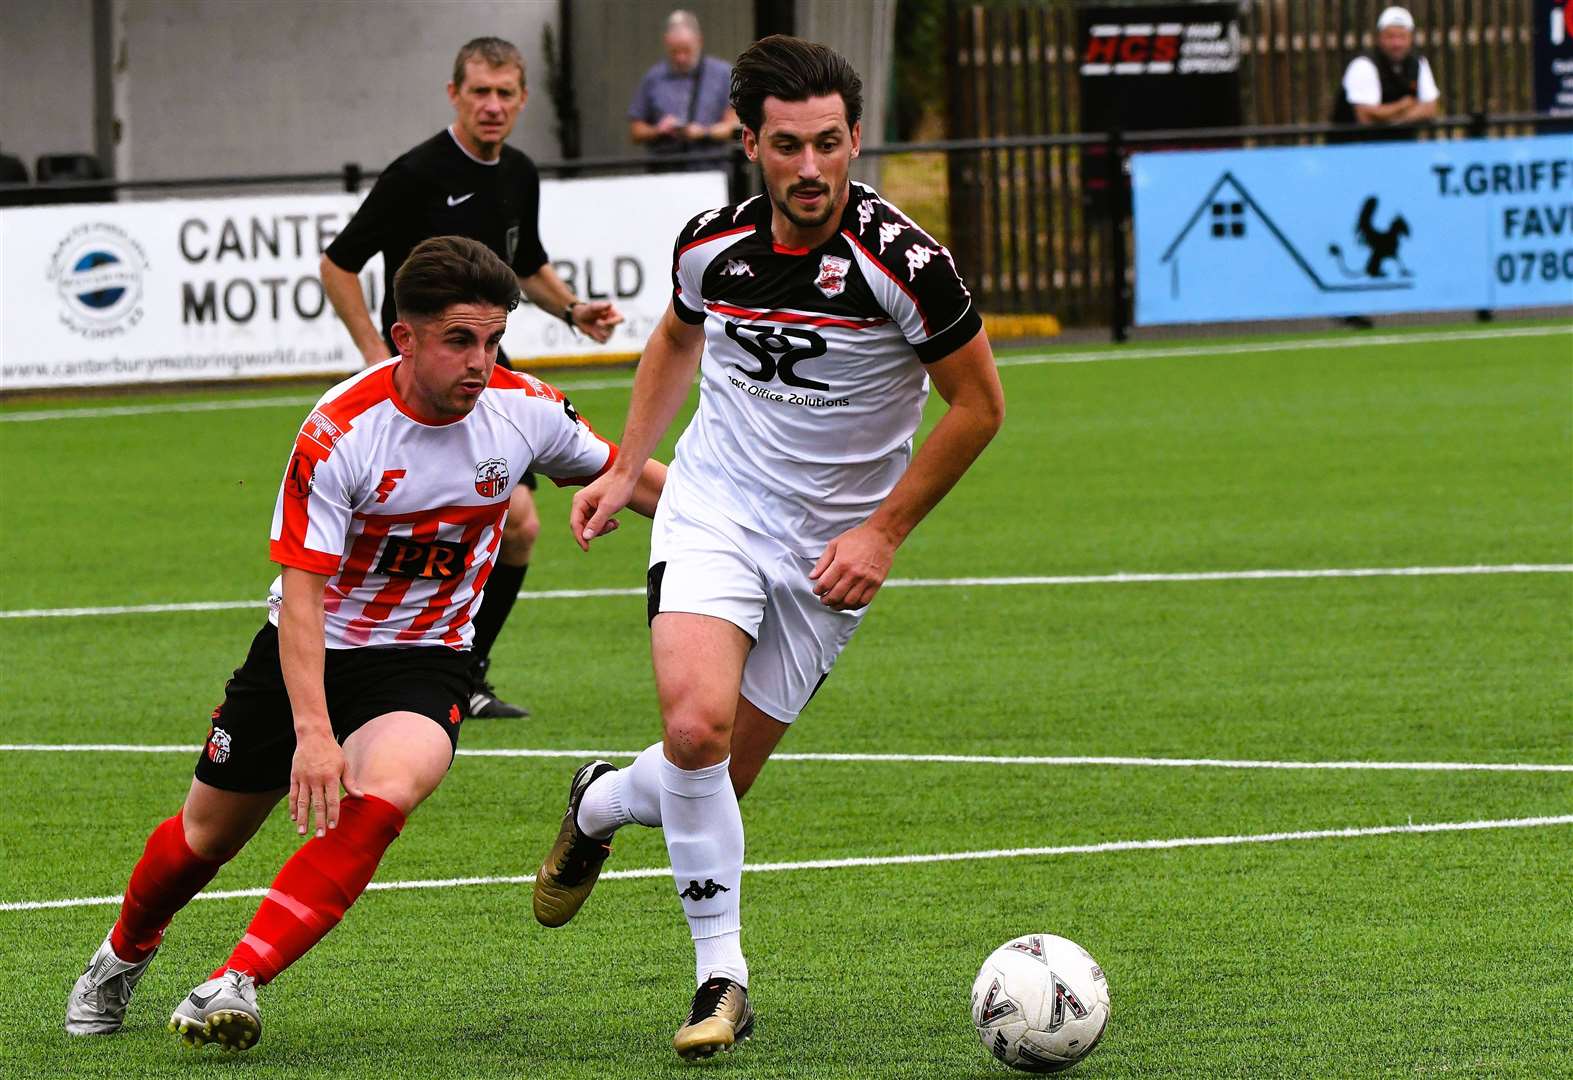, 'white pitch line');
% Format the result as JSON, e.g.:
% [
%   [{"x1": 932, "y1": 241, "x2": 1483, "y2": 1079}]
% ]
[
  {"x1": 2, "y1": 563, "x2": 1567, "y2": 620},
  {"x1": 4, "y1": 812, "x2": 1569, "y2": 913},
  {"x1": 5, "y1": 325, "x2": 1564, "y2": 424},
  {"x1": 4, "y1": 743, "x2": 1571, "y2": 774},
  {"x1": 992, "y1": 323, "x2": 1572, "y2": 370},
  {"x1": 0, "y1": 375, "x2": 642, "y2": 425}
]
